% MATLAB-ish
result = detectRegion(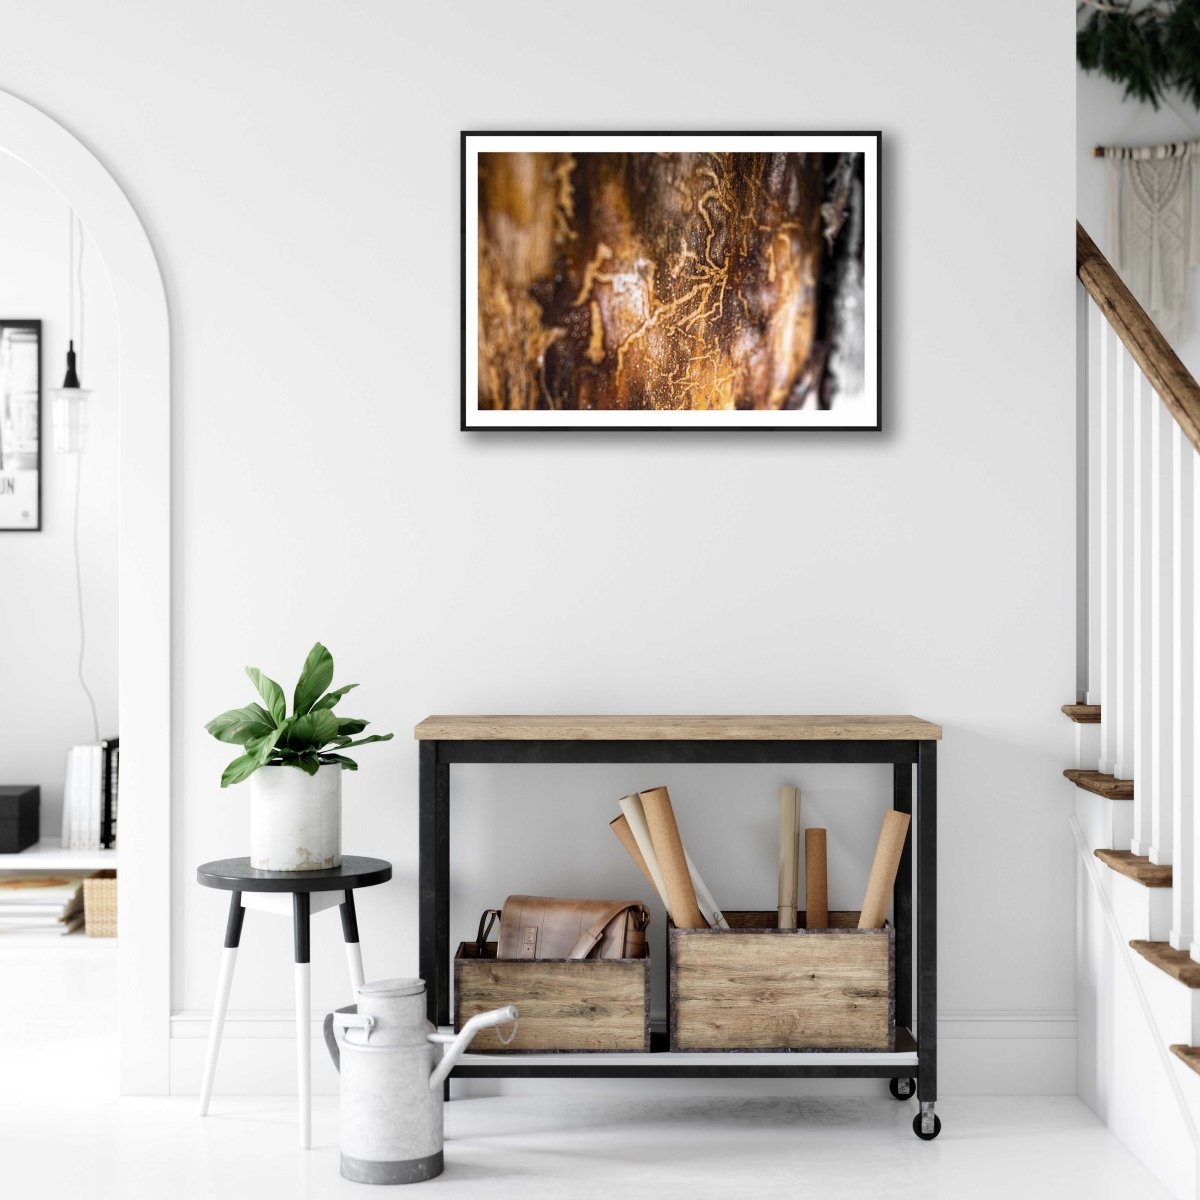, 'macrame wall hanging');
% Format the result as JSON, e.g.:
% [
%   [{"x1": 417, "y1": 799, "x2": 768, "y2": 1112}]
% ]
[
  {"x1": 1079, "y1": 0, "x2": 1200, "y2": 337},
  {"x1": 1101, "y1": 140, "x2": 1200, "y2": 341}
]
